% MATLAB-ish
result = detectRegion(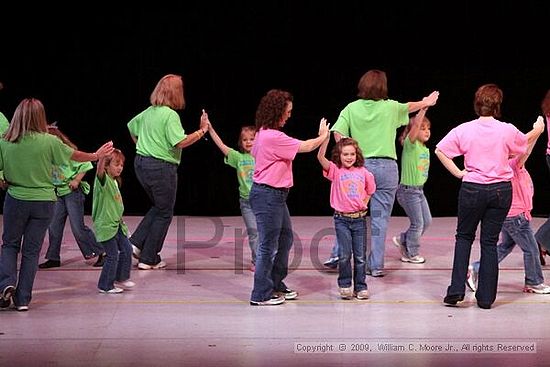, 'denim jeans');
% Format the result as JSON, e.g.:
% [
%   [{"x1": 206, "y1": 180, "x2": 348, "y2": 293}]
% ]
[
  {"x1": 0, "y1": 194, "x2": 54, "y2": 307},
  {"x1": 98, "y1": 227, "x2": 132, "y2": 291},
  {"x1": 249, "y1": 183, "x2": 293, "y2": 302},
  {"x1": 334, "y1": 215, "x2": 367, "y2": 292},
  {"x1": 364, "y1": 158, "x2": 399, "y2": 272},
  {"x1": 473, "y1": 213, "x2": 544, "y2": 286},
  {"x1": 239, "y1": 197, "x2": 258, "y2": 264},
  {"x1": 130, "y1": 155, "x2": 178, "y2": 265},
  {"x1": 396, "y1": 184, "x2": 432, "y2": 257},
  {"x1": 447, "y1": 181, "x2": 512, "y2": 306},
  {"x1": 46, "y1": 188, "x2": 102, "y2": 261}
]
